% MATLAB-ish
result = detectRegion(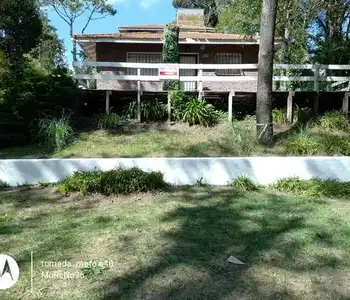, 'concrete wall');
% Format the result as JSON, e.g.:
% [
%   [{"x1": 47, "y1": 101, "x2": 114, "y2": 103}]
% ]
[{"x1": 1, "y1": 157, "x2": 350, "y2": 187}]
